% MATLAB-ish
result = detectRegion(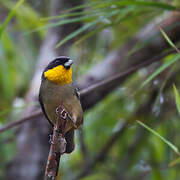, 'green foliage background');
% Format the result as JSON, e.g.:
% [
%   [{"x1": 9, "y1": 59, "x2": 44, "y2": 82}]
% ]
[{"x1": 0, "y1": 0, "x2": 180, "y2": 179}]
